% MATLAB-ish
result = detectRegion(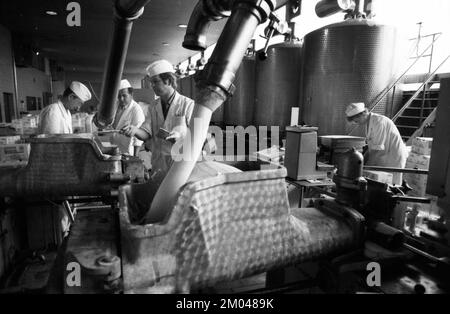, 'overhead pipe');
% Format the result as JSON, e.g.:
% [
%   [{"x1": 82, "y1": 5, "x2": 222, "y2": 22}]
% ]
[
  {"x1": 93, "y1": 0, "x2": 150, "y2": 129},
  {"x1": 183, "y1": 0, "x2": 290, "y2": 51},
  {"x1": 315, "y1": 0, "x2": 356, "y2": 18},
  {"x1": 148, "y1": 0, "x2": 289, "y2": 222}
]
